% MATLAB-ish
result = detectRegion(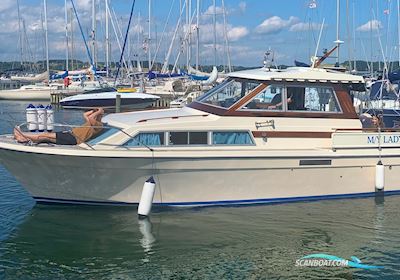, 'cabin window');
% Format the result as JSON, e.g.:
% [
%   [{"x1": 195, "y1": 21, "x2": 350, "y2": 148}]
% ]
[
  {"x1": 198, "y1": 79, "x2": 261, "y2": 108},
  {"x1": 189, "y1": 132, "x2": 208, "y2": 144},
  {"x1": 287, "y1": 86, "x2": 341, "y2": 112},
  {"x1": 169, "y1": 132, "x2": 208, "y2": 145},
  {"x1": 212, "y1": 131, "x2": 254, "y2": 145},
  {"x1": 87, "y1": 127, "x2": 119, "y2": 145},
  {"x1": 241, "y1": 85, "x2": 284, "y2": 111},
  {"x1": 124, "y1": 132, "x2": 165, "y2": 147}
]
